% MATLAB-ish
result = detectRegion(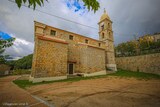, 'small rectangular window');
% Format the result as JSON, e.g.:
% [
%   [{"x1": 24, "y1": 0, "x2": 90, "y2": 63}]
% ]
[
  {"x1": 102, "y1": 33, "x2": 105, "y2": 38},
  {"x1": 69, "y1": 35, "x2": 74, "y2": 40},
  {"x1": 85, "y1": 39, "x2": 88, "y2": 44},
  {"x1": 50, "y1": 30, "x2": 56, "y2": 36},
  {"x1": 101, "y1": 25, "x2": 104, "y2": 30},
  {"x1": 99, "y1": 43, "x2": 101, "y2": 47},
  {"x1": 108, "y1": 23, "x2": 110, "y2": 27}
]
